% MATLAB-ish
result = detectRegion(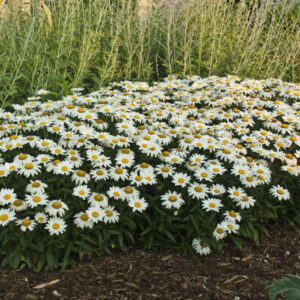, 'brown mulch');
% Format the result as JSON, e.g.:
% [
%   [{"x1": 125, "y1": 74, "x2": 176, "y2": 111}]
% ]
[{"x1": 0, "y1": 228, "x2": 299, "y2": 300}]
